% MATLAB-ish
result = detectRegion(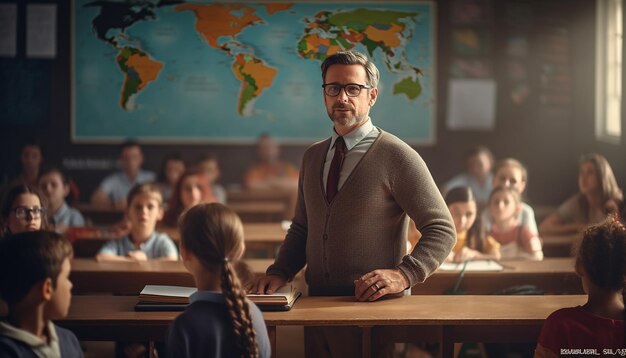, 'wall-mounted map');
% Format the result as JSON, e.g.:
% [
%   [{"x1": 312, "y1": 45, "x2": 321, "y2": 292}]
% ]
[{"x1": 72, "y1": 1, "x2": 435, "y2": 144}]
